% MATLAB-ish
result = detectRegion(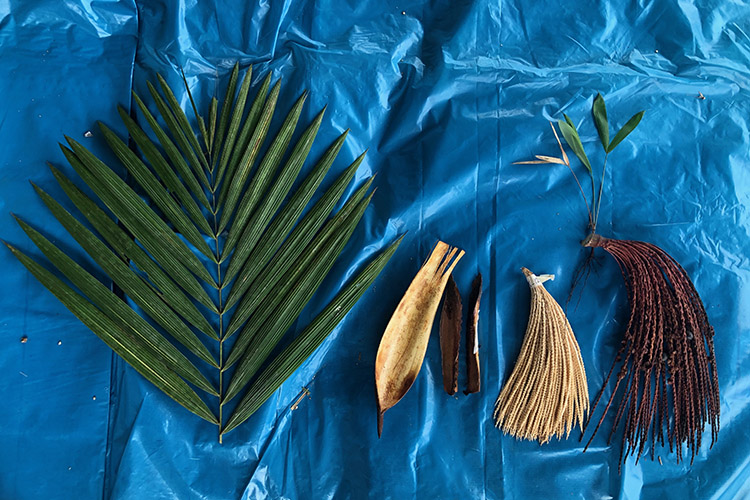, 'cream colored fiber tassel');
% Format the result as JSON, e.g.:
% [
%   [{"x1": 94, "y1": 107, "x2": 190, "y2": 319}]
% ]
[{"x1": 493, "y1": 267, "x2": 589, "y2": 443}]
